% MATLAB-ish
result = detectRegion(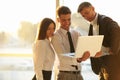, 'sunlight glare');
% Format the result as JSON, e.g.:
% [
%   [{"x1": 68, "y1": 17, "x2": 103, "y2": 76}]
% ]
[{"x1": 0, "y1": 0, "x2": 55, "y2": 32}]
